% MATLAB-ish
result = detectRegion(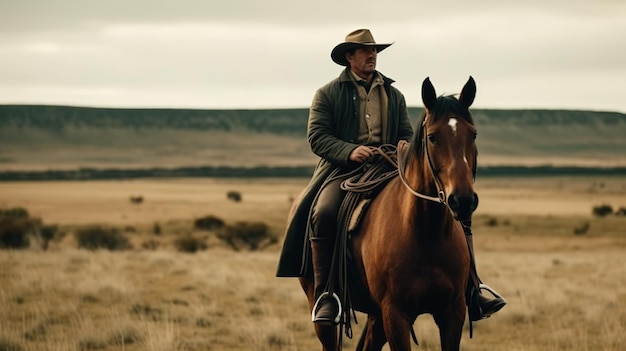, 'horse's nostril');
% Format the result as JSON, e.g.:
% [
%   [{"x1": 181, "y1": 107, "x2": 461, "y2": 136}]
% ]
[
  {"x1": 448, "y1": 193, "x2": 479, "y2": 215},
  {"x1": 448, "y1": 194, "x2": 459, "y2": 210}
]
